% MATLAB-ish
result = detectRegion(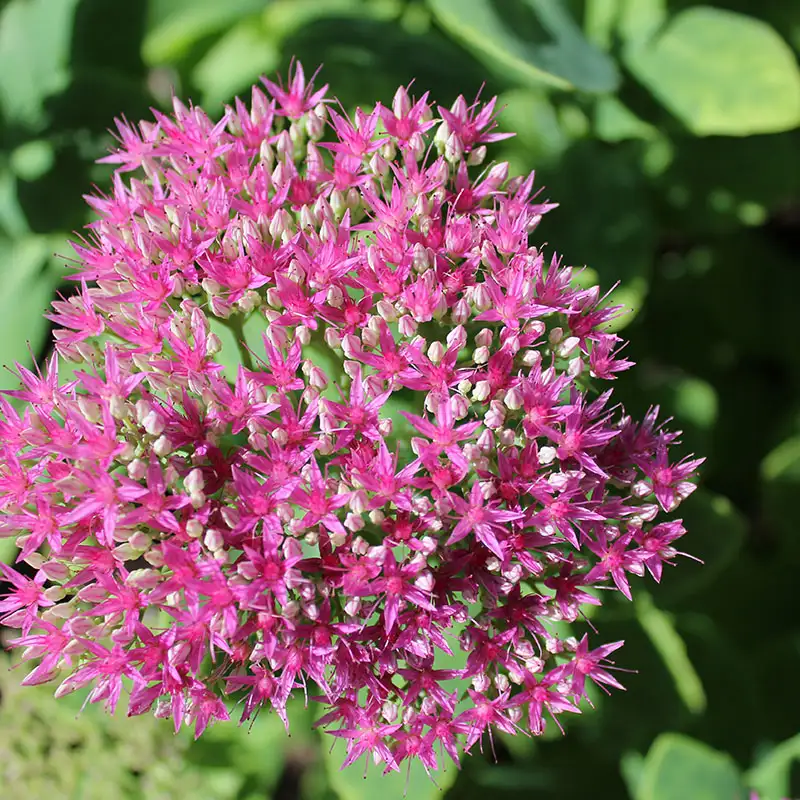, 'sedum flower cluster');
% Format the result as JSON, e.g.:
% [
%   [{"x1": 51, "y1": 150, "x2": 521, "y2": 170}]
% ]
[{"x1": 0, "y1": 64, "x2": 702, "y2": 773}]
